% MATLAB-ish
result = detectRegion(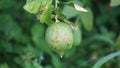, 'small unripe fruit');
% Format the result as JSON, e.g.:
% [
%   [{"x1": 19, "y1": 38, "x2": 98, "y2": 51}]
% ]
[{"x1": 45, "y1": 22, "x2": 73, "y2": 57}]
